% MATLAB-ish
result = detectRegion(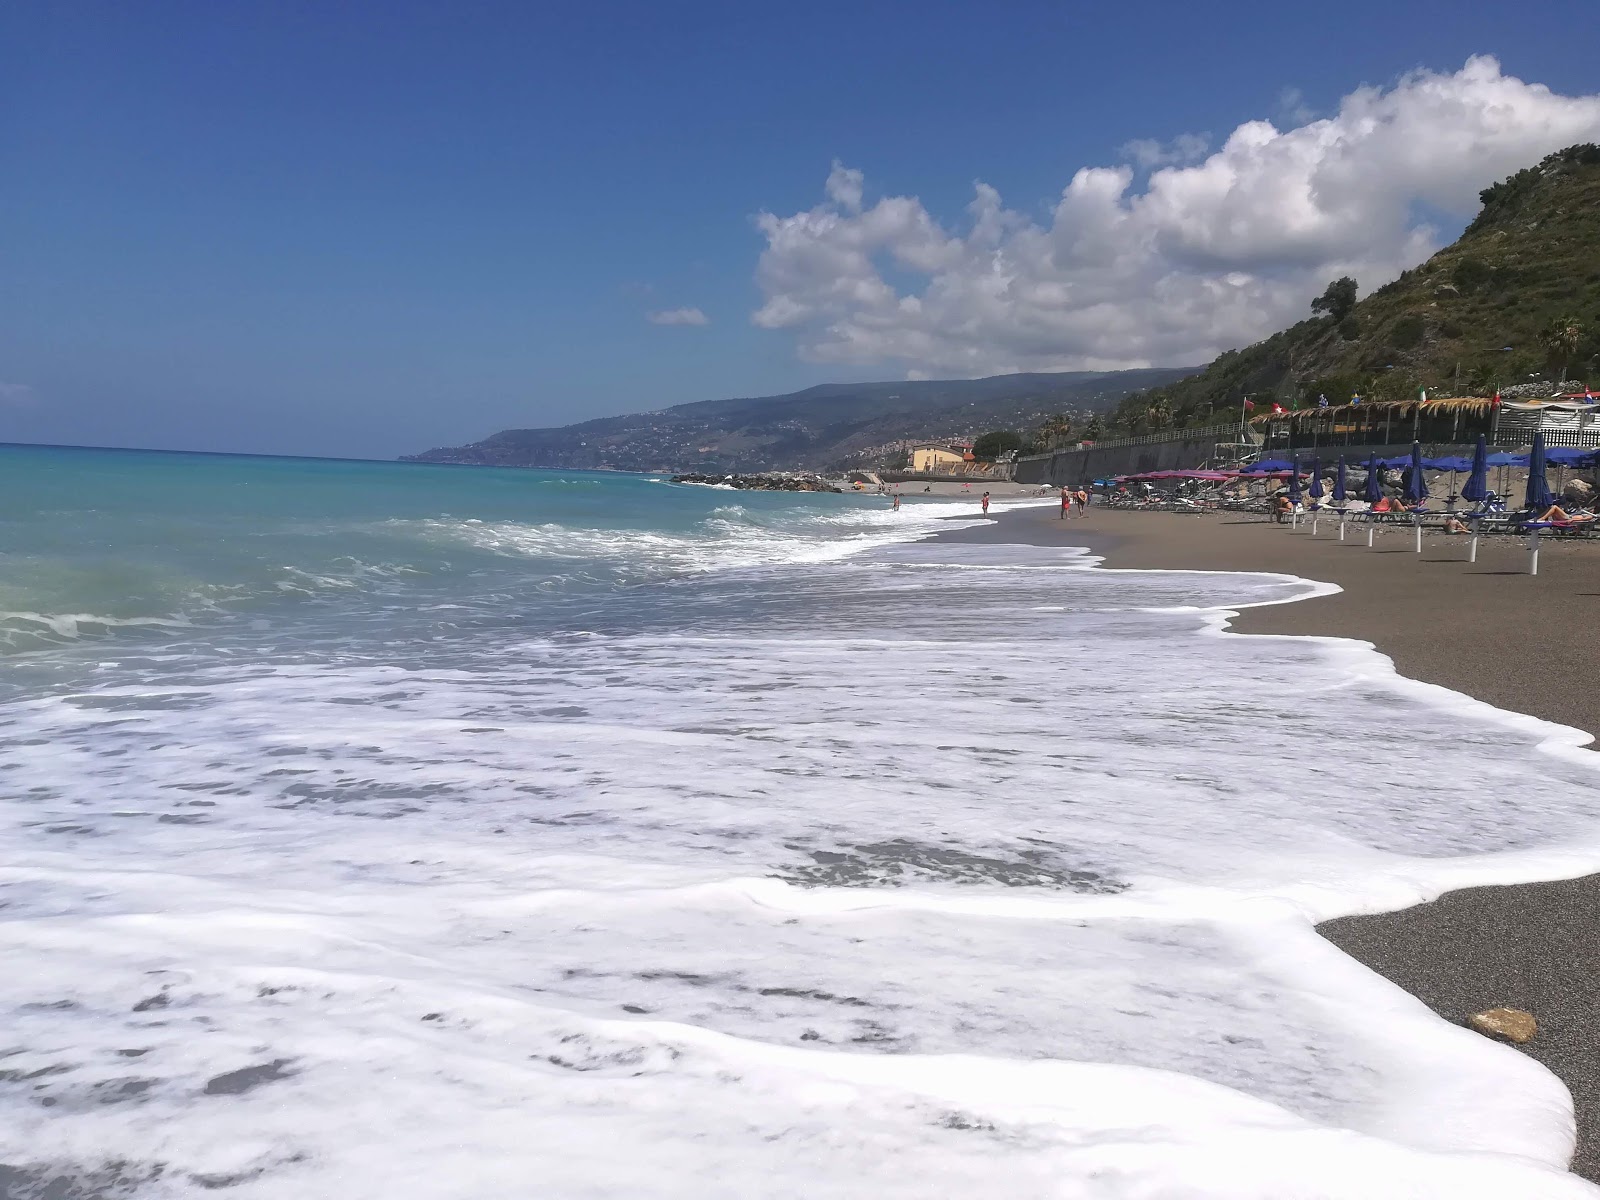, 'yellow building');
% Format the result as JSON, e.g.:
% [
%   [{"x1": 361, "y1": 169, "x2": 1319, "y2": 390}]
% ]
[{"x1": 909, "y1": 445, "x2": 967, "y2": 472}]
